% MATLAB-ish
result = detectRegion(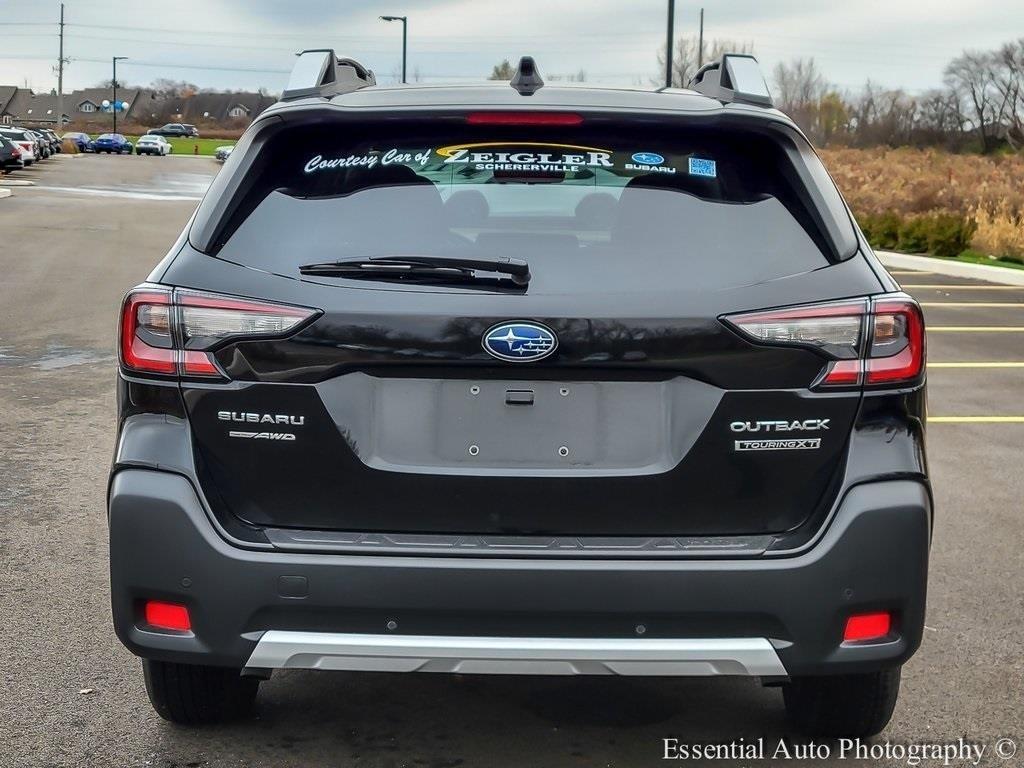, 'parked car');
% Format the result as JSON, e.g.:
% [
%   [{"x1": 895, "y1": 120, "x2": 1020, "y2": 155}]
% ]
[
  {"x1": 92, "y1": 133, "x2": 134, "y2": 154},
  {"x1": 135, "y1": 135, "x2": 172, "y2": 156},
  {"x1": 63, "y1": 131, "x2": 93, "y2": 153},
  {"x1": 0, "y1": 135, "x2": 24, "y2": 172},
  {"x1": 110, "y1": 52, "x2": 930, "y2": 738},
  {"x1": 146, "y1": 123, "x2": 199, "y2": 138},
  {"x1": 214, "y1": 145, "x2": 233, "y2": 162},
  {"x1": 41, "y1": 129, "x2": 63, "y2": 153},
  {"x1": 25, "y1": 130, "x2": 49, "y2": 159},
  {"x1": 0, "y1": 127, "x2": 36, "y2": 166}
]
